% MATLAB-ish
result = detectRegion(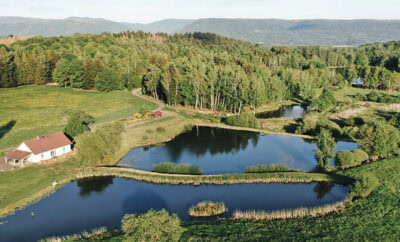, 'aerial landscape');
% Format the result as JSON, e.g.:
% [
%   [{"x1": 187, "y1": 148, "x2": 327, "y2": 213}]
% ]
[{"x1": 0, "y1": 0, "x2": 400, "y2": 241}]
